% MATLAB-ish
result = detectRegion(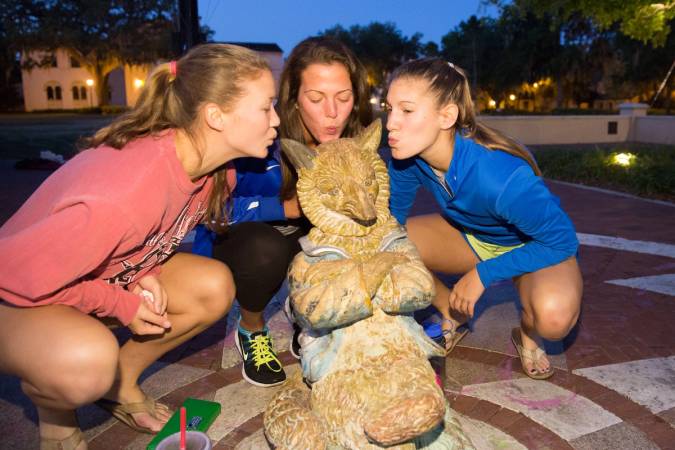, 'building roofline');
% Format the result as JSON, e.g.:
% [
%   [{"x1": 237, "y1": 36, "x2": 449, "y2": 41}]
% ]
[{"x1": 215, "y1": 41, "x2": 283, "y2": 53}]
